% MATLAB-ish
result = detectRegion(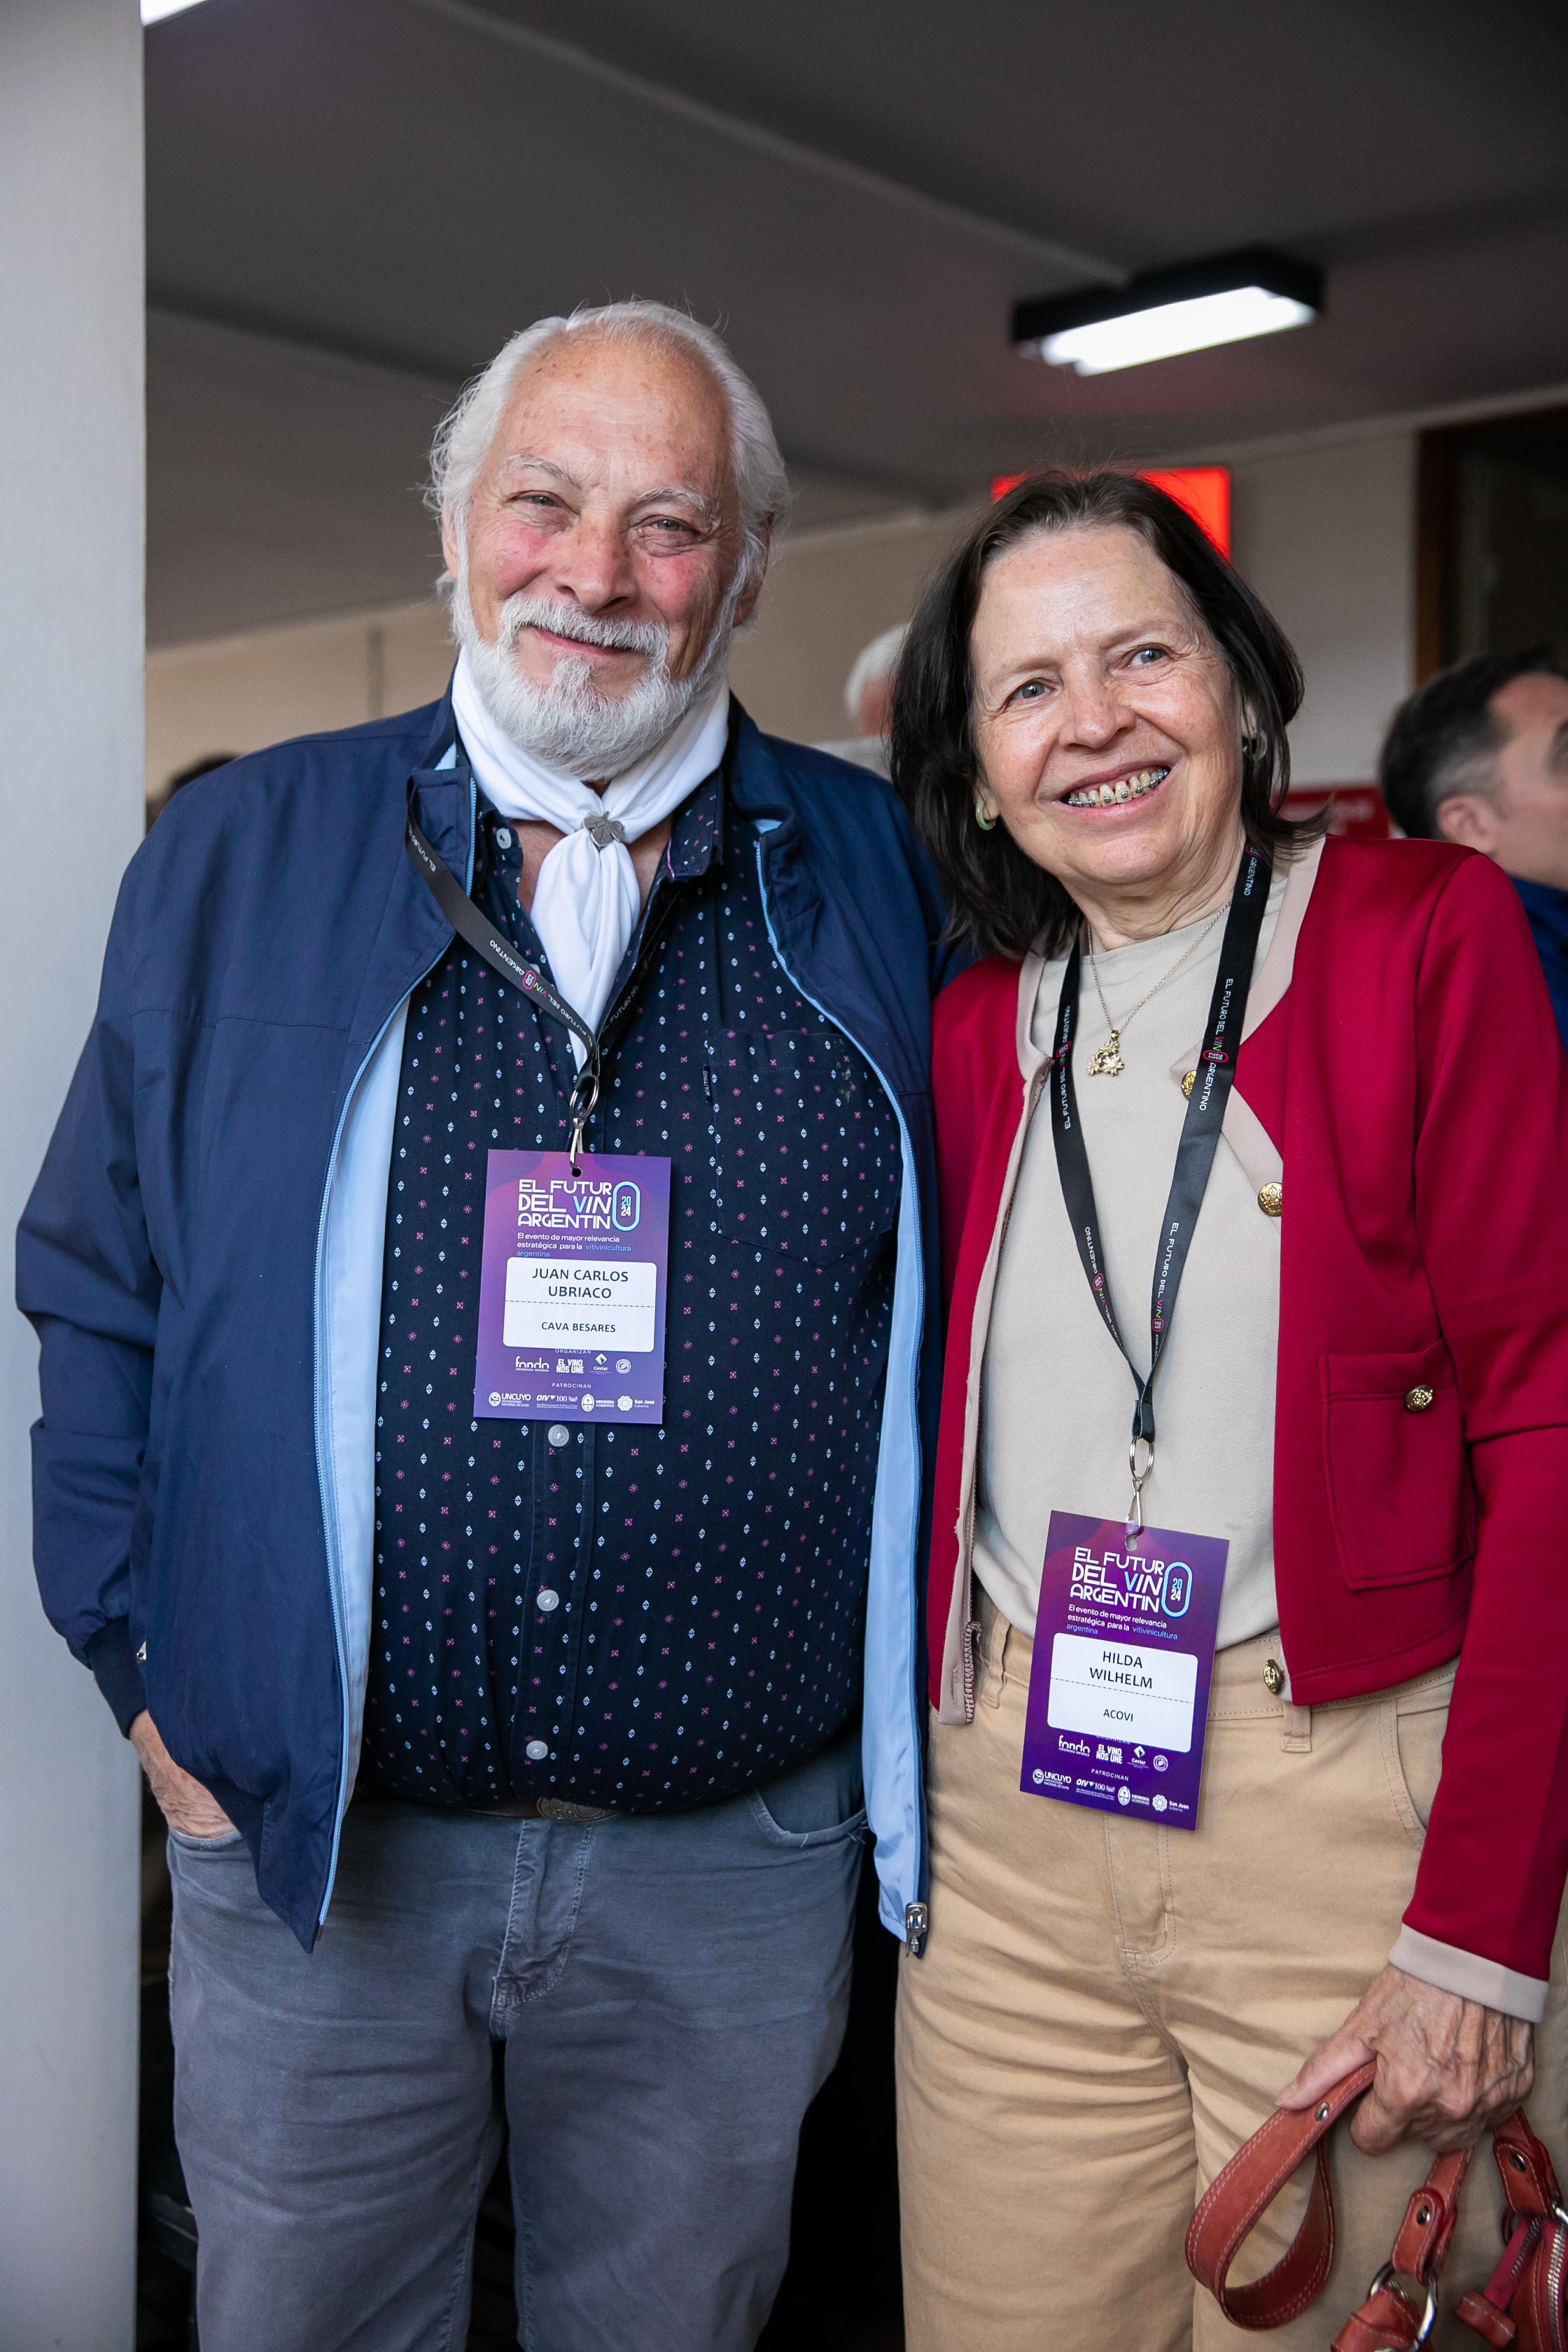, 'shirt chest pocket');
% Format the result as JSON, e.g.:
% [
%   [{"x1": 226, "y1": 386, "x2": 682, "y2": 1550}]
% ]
[{"x1": 704, "y1": 1028, "x2": 901, "y2": 1266}]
